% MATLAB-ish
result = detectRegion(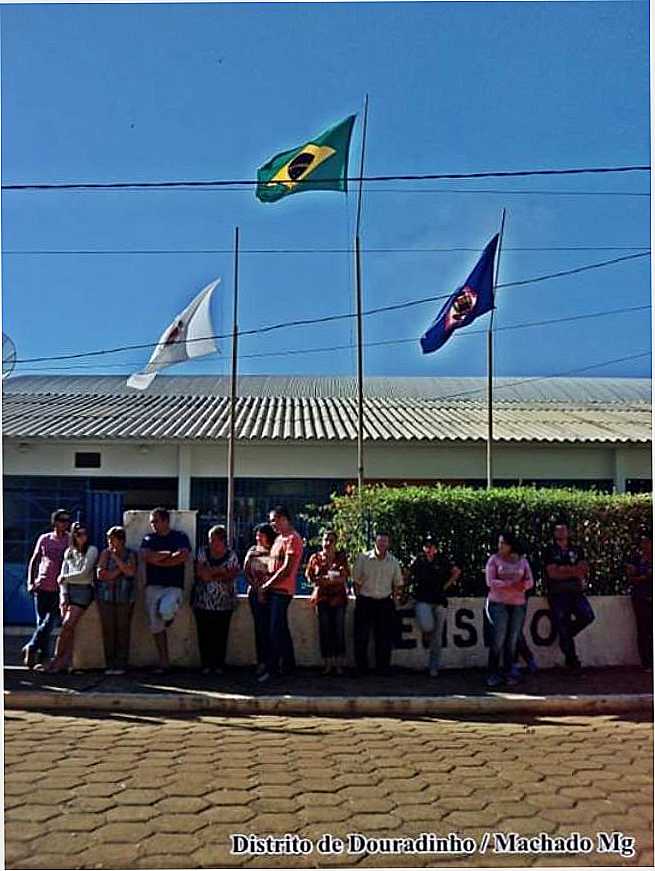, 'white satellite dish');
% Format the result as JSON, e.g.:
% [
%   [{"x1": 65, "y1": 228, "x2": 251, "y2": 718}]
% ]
[{"x1": 2, "y1": 333, "x2": 17, "y2": 379}]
